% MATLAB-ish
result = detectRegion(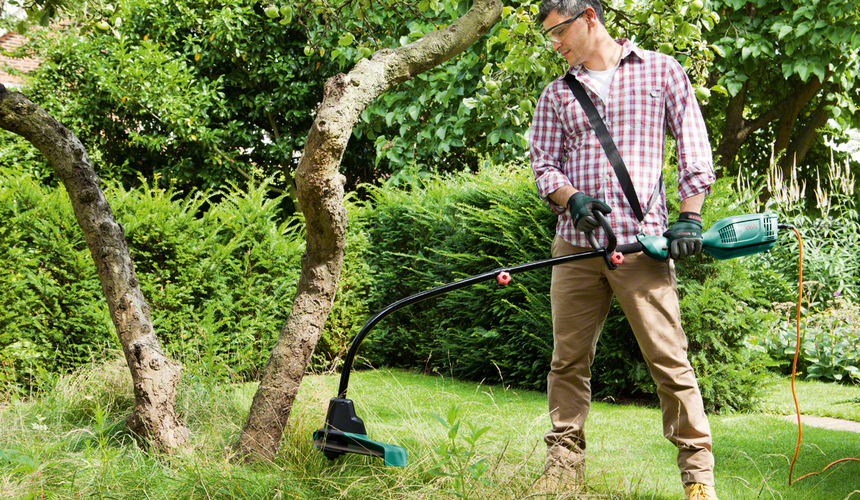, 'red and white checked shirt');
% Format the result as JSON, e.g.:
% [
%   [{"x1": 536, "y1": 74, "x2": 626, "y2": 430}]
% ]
[{"x1": 529, "y1": 39, "x2": 715, "y2": 248}]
